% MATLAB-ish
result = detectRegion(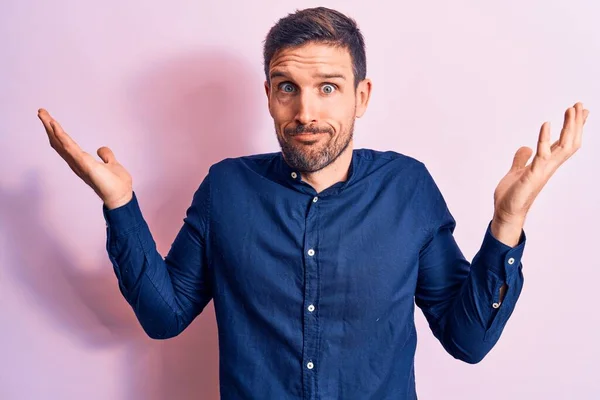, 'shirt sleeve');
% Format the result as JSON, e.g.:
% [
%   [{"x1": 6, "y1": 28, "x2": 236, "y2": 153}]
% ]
[
  {"x1": 102, "y1": 175, "x2": 213, "y2": 339},
  {"x1": 414, "y1": 163, "x2": 526, "y2": 364}
]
